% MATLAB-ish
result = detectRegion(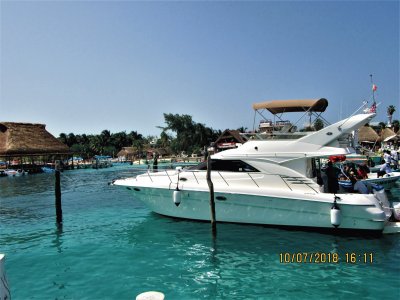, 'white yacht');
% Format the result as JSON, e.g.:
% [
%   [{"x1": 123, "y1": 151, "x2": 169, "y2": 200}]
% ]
[{"x1": 113, "y1": 106, "x2": 393, "y2": 234}]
